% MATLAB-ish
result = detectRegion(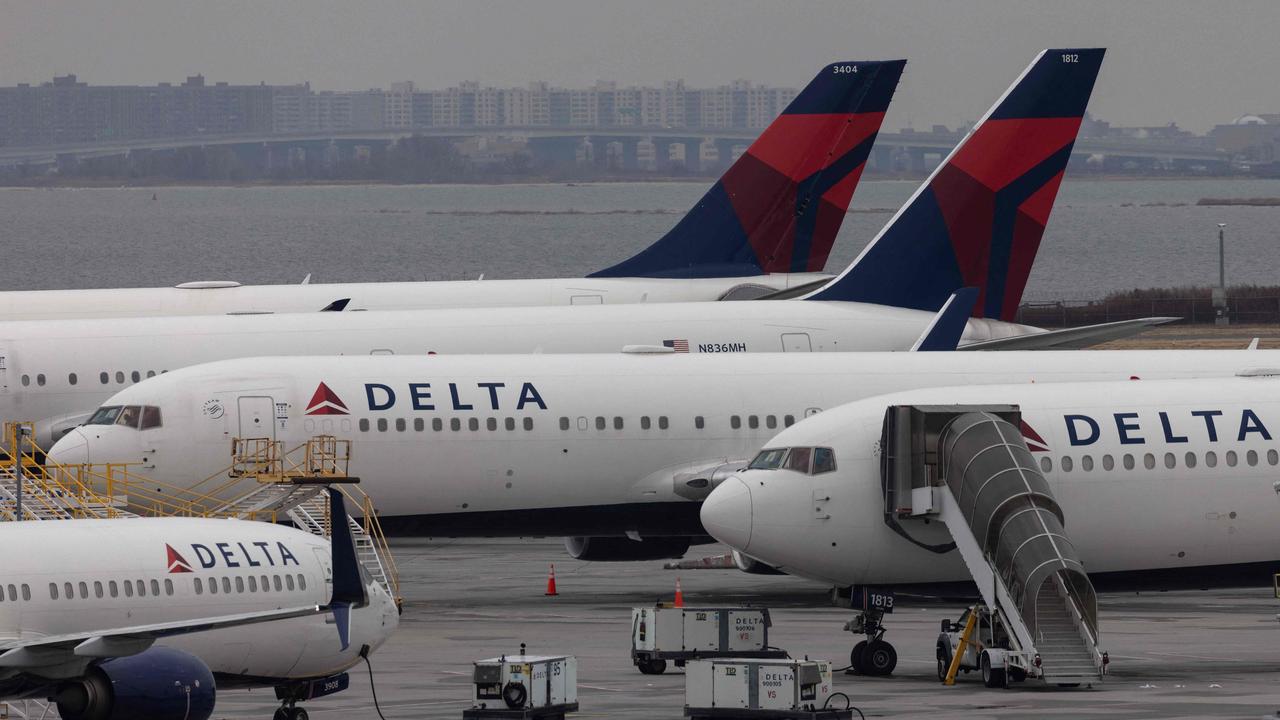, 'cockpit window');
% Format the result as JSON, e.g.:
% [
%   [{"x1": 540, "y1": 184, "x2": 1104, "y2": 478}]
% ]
[
  {"x1": 813, "y1": 447, "x2": 837, "y2": 474},
  {"x1": 116, "y1": 405, "x2": 142, "y2": 429},
  {"x1": 140, "y1": 406, "x2": 162, "y2": 430},
  {"x1": 748, "y1": 448, "x2": 787, "y2": 470},
  {"x1": 86, "y1": 406, "x2": 122, "y2": 426},
  {"x1": 784, "y1": 447, "x2": 813, "y2": 473}
]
